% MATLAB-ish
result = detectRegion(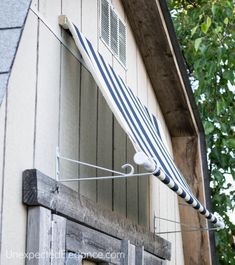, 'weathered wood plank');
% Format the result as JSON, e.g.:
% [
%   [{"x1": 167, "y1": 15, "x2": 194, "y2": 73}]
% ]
[
  {"x1": 26, "y1": 207, "x2": 51, "y2": 265},
  {"x1": 135, "y1": 246, "x2": 144, "y2": 265},
  {"x1": 51, "y1": 214, "x2": 66, "y2": 265},
  {"x1": 65, "y1": 253, "x2": 82, "y2": 265},
  {"x1": 66, "y1": 220, "x2": 122, "y2": 264},
  {"x1": 144, "y1": 251, "x2": 166, "y2": 265},
  {"x1": 22, "y1": 169, "x2": 171, "y2": 260},
  {"x1": 121, "y1": 240, "x2": 135, "y2": 265}
]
